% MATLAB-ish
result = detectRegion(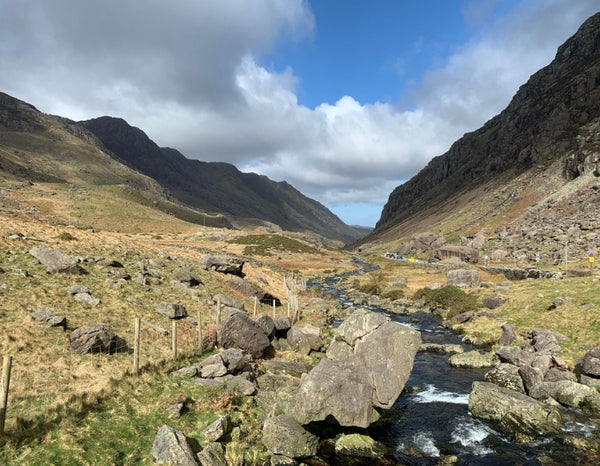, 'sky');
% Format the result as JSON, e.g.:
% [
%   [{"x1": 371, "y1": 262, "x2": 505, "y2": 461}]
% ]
[{"x1": 0, "y1": 1, "x2": 598, "y2": 227}]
